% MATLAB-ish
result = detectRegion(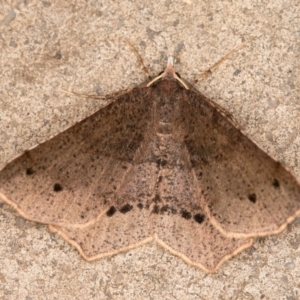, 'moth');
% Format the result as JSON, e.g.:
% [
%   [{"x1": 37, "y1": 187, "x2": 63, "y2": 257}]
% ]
[{"x1": 1, "y1": 45, "x2": 299, "y2": 273}]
